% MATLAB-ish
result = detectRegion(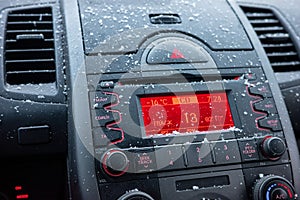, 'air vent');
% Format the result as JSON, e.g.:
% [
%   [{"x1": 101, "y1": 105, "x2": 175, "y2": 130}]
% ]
[
  {"x1": 240, "y1": 6, "x2": 300, "y2": 72},
  {"x1": 4, "y1": 7, "x2": 56, "y2": 85}
]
